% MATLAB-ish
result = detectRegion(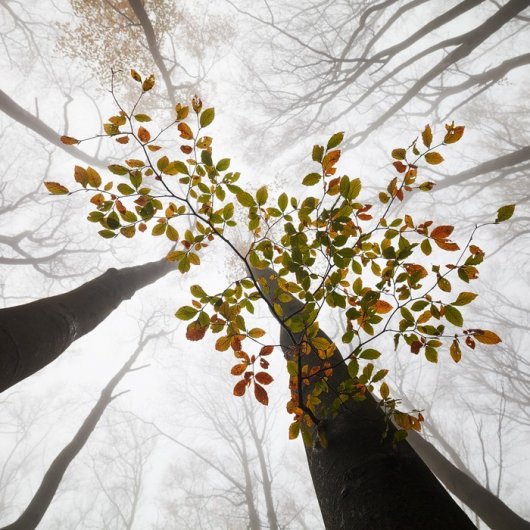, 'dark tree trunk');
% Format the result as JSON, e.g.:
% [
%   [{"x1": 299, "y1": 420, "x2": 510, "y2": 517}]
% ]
[
  {"x1": 0, "y1": 257, "x2": 173, "y2": 393},
  {"x1": 0, "y1": 90, "x2": 104, "y2": 167},
  {"x1": 253, "y1": 267, "x2": 476, "y2": 529},
  {"x1": 407, "y1": 430, "x2": 530, "y2": 530},
  {"x1": 0, "y1": 335, "x2": 150, "y2": 530}
]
